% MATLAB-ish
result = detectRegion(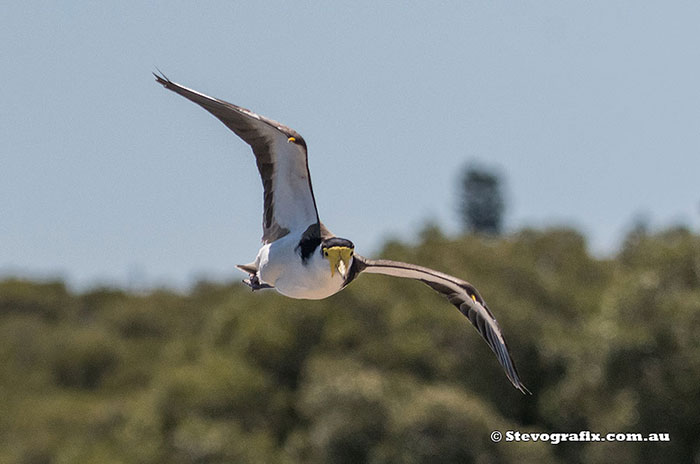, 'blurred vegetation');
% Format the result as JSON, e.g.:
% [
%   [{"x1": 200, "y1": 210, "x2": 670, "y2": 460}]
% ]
[
  {"x1": 1, "y1": 225, "x2": 699, "y2": 463},
  {"x1": 459, "y1": 163, "x2": 505, "y2": 235}
]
